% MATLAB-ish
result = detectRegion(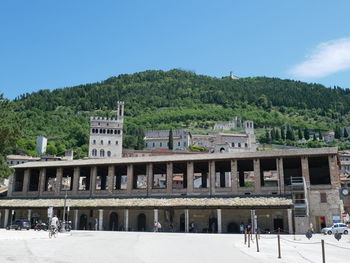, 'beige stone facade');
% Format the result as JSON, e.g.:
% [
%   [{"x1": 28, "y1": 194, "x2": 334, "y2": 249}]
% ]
[{"x1": 0, "y1": 147, "x2": 342, "y2": 234}]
